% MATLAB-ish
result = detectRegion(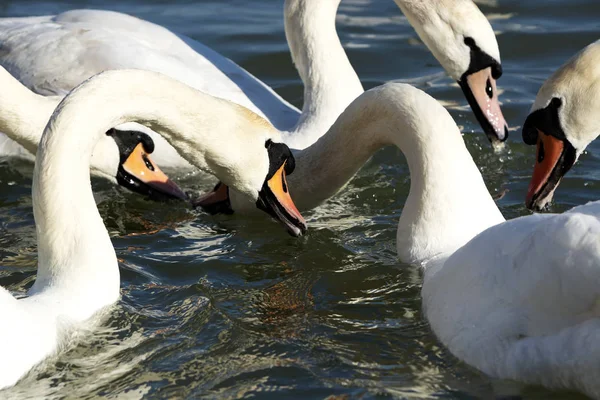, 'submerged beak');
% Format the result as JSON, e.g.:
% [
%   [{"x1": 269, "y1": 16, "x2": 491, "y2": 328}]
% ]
[
  {"x1": 119, "y1": 143, "x2": 187, "y2": 201},
  {"x1": 192, "y1": 182, "x2": 234, "y2": 215},
  {"x1": 459, "y1": 66, "x2": 509, "y2": 145},
  {"x1": 525, "y1": 129, "x2": 576, "y2": 211},
  {"x1": 257, "y1": 161, "x2": 307, "y2": 237}
]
